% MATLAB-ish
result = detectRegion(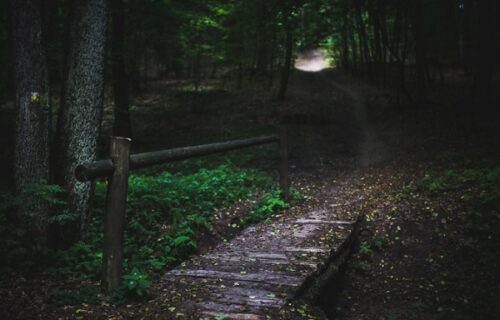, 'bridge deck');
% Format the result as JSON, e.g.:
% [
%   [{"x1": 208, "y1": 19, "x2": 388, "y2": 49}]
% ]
[{"x1": 159, "y1": 208, "x2": 359, "y2": 319}]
